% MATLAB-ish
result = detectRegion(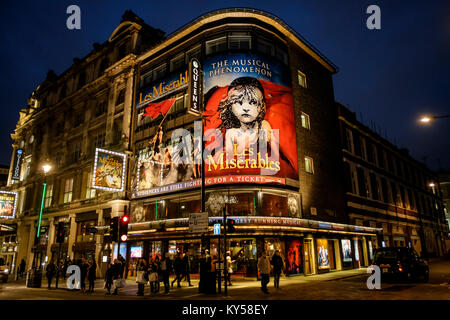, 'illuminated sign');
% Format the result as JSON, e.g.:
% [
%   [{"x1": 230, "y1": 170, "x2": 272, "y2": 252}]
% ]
[
  {"x1": 92, "y1": 148, "x2": 127, "y2": 192},
  {"x1": 137, "y1": 70, "x2": 188, "y2": 109},
  {"x1": 0, "y1": 191, "x2": 18, "y2": 219},
  {"x1": 130, "y1": 246, "x2": 143, "y2": 258},
  {"x1": 187, "y1": 58, "x2": 202, "y2": 115},
  {"x1": 11, "y1": 149, "x2": 23, "y2": 181},
  {"x1": 341, "y1": 239, "x2": 352, "y2": 262},
  {"x1": 317, "y1": 239, "x2": 330, "y2": 269}
]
